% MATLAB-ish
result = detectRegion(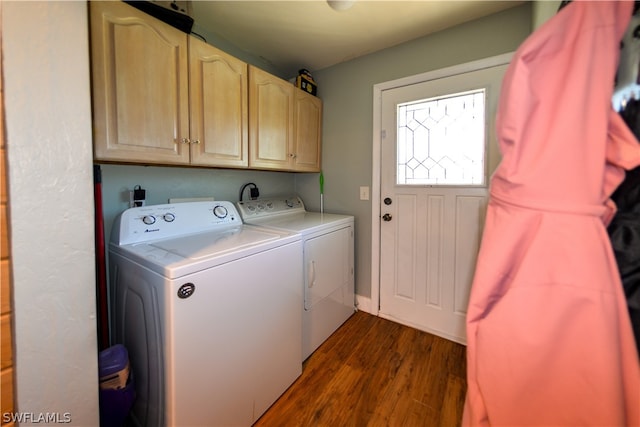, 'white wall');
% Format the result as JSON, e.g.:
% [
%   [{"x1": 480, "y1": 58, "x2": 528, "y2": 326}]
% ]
[
  {"x1": 100, "y1": 164, "x2": 296, "y2": 250},
  {"x1": 3, "y1": 2, "x2": 99, "y2": 424}
]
